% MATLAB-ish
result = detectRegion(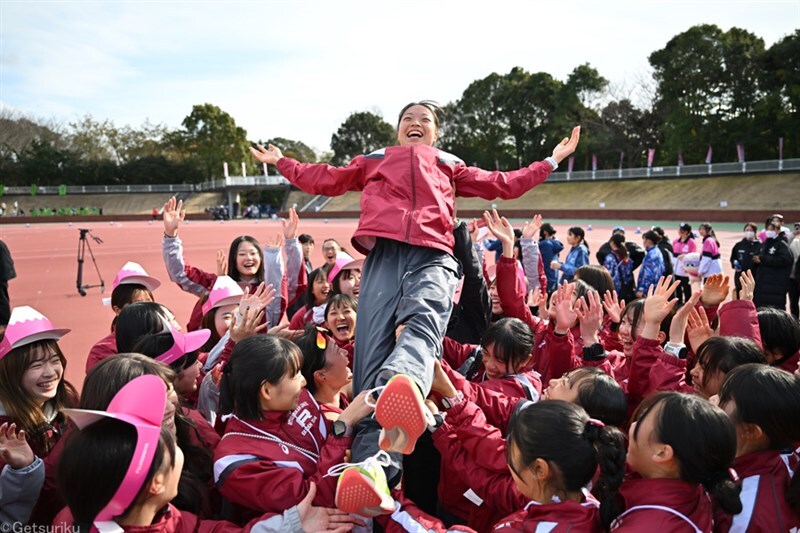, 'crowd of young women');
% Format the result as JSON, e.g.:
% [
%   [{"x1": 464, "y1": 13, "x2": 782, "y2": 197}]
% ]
[{"x1": 0, "y1": 101, "x2": 799, "y2": 532}]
